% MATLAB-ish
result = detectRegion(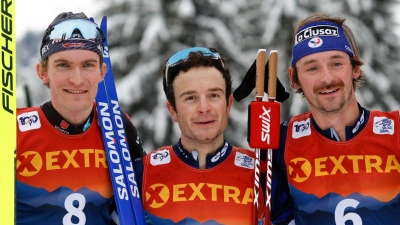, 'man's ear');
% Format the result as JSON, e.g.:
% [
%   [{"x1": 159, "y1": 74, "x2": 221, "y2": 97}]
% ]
[
  {"x1": 100, "y1": 63, "x2": 107, "y2": 81},
  {"x1": 36, "y1": 62, "x2": 49, "y2": 84},
  {"x1": 227, "y1": 94, "x2": 233, "y2": 116},
  {"x1": 288, "y1": 67, "x2": 300, "y2": 91},
  {"x1": 166, "y1": 101, "x2": 178, "y2": 122},
  {"x1": 352, "y1": 64, "x2": 361, "y2": 80}
]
